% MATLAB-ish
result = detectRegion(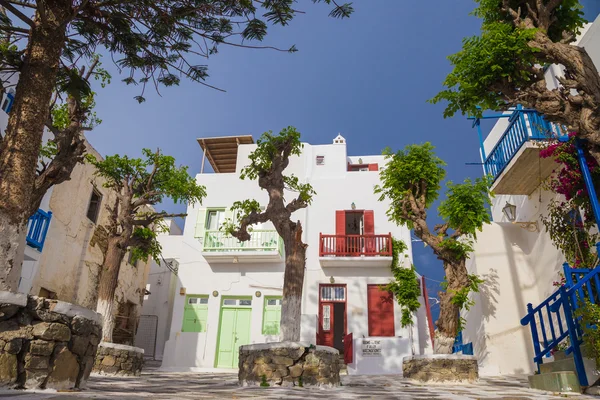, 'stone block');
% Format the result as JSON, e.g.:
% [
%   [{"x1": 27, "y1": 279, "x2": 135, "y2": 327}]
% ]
[
  {"x1": 23, "y1": 369, "x2": 48, "y2": 389},
  {"x1": 289, "y1": 364, "x2": 303, "y2": 378},
  {"x1": 32, "y1": 322, "x2": 71, "y2": 342},
  {"x1": 25, "y1": 355, "x2": 50, "y2": 370},
  {"x1": 46, "y1": 347, "x2": 80, "y2": 390},
  {"x1": 4, "y1": 338, "x2": 22, "y2": 354},
  {"x1": 71, "y1": 335, "x2": 89, "y2": 357},
  {"x1": 529, "y1": 371, "x2": 581, "y2": 393},
  {"x1": 101, "y1": 355, "x2": 116, "y2": 366},
  {"x1": 402, "y1": 355, "x2": 478, "y2": 383},
  {"x1": 30, "y1": 340, "x2": 54, "y2": 356},
  {"x1": 0, "y1": 353, "x2": 17, "y2": 385},
  {"x1": 272, "y1": 356, "x2": 293, "y2": 366},
  {"x1": 0, "y1": 320, "x2": 32, "y2": 341}
]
